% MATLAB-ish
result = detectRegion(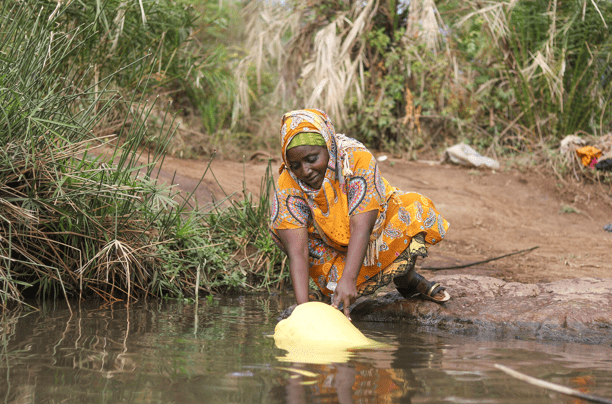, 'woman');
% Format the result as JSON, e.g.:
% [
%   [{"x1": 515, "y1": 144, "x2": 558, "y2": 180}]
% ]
[{"x1": 270, "y1": 109, "x2": 450, "y2": 318}]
